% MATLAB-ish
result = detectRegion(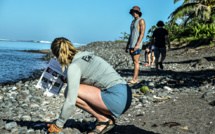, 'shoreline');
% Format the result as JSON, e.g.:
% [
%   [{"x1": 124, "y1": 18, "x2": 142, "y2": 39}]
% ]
[
  {"x1": 20, "y1": 49, "x2": 53, "y2": 61},
  {"x1": 0, "y1": 50, "x2": 52, "y2": 86},
  {"x1": 19, "y1": 49, "x2": 51, "y2": 54},
  {"x1": 0, "y1": 39, "x2": 51, "y2": 43}
]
